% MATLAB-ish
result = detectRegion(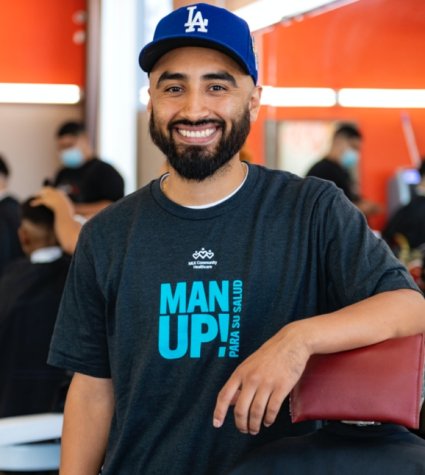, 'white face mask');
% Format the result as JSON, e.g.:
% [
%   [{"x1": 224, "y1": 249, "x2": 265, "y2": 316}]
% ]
[{"x1": 60, "y1": 147, "x2": 84, "y2": 168}]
